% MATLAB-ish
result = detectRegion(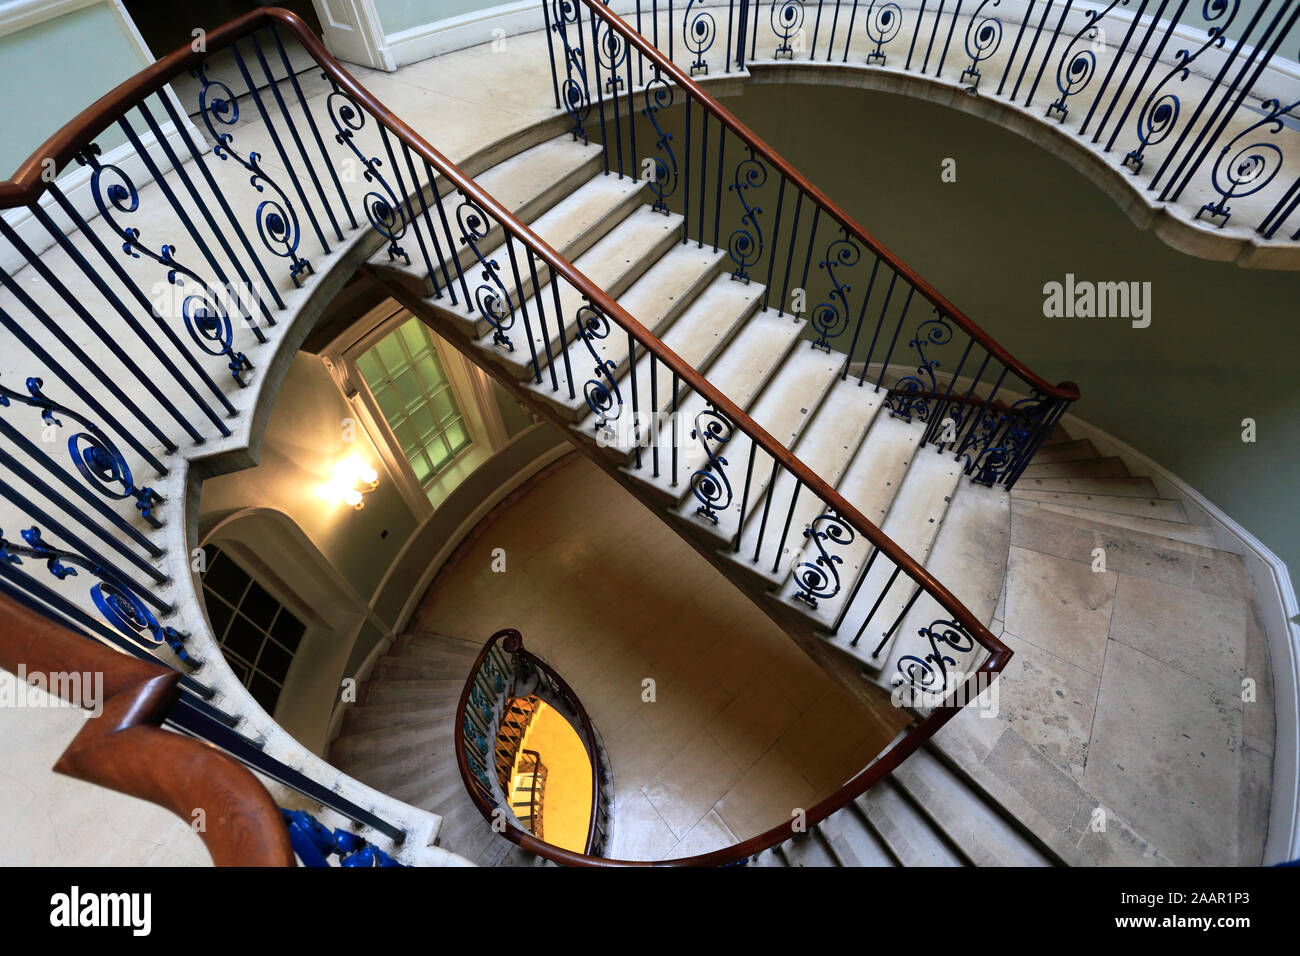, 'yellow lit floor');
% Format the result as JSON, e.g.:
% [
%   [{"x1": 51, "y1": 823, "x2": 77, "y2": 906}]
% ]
[{"x1": 510, "y1": 702, "x2": 593, "y2": 853}]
